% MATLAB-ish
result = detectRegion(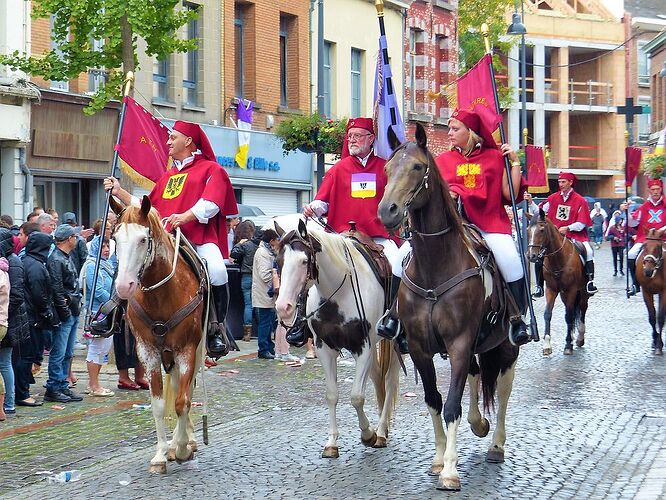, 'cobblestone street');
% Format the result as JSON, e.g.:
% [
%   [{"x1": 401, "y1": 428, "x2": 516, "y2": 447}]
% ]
[{"x1": 2, "y1": 245, "x2": 666, "y2": 499}]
